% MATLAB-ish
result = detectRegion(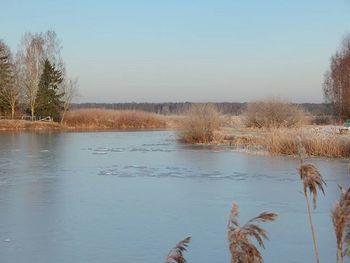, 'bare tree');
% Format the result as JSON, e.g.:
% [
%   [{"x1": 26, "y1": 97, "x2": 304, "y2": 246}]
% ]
[
  {"x1": 324, "y1": 34, "x2": 350, "y2": 120},
  {"x1": 60, "y1": 77, "x2": 79, "y2": 123},
  {"x1": 17, "y1": 30, "x2": 64, "y2": 120},
  {"x1": 0, "y1": 40, "x2": 20, "y2": 119}
]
